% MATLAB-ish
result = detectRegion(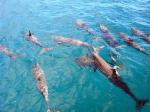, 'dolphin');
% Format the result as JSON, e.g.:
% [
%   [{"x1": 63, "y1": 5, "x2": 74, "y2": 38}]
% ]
[
  {"x1": 99, "y1": 24, "x2": 121, "y2": 64},
  {"x1": 75, "y1": 19, "x2": 96, "y2": 35},
  {"x1": 32, "y1": 63, "x2": 51, "y2": 112},
  {"x1": 0, "y1": 44, "x2": 20, "y2": 59},
  {"x1": 99, "y1": 24, "x2": 119, "y2": 48},
  {"x1": 75, "y1": 47, "x2": 148, "y2": 109},
  {"x1": 131, "y1": 27, "x2": 150, "y2": 43},
  {"x1": 25, "y1": 31, "x2": 53, "y2": 55},
  {"x1": 53, "y1": 35, "x2": 91, "y2": 48},
  {"x1": 119, "y1": 32, "x2": 149, "y2": 55},
  {"x1": 75, "y1": 55, "x2": 94, "y2": 68}
]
